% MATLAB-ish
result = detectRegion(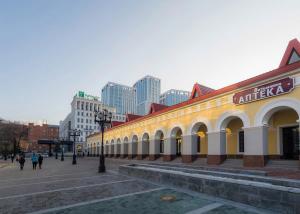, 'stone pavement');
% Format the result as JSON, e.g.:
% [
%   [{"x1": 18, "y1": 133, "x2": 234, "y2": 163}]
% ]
[{"x1": 0, "y1": 157, "x2": 276, "y2": 214}]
